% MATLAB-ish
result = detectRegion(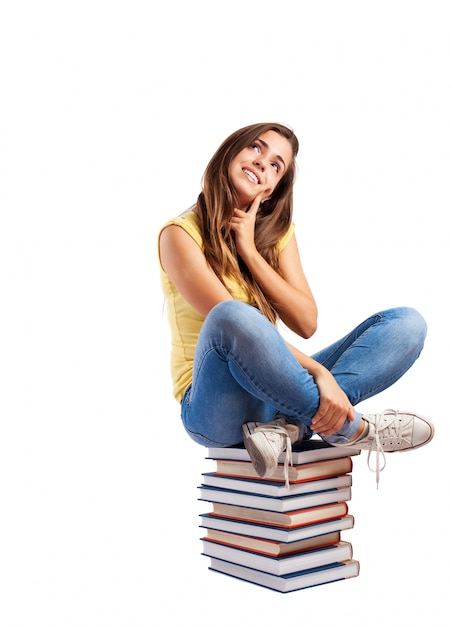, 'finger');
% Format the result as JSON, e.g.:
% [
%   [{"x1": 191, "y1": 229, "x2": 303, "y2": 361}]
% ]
[
  {"x1": 311, "y1": 407, "x2": 335, "y2": 428},
  {"x1": 311, "y1": 416, "x2": 335, "y2": 433},
  {"x1": 229, "y1": 208, "x2": 245, "y2": 226},
  {"x1": 314, "y1": 408, "x2": 353, "y2": 436},
  {"x1": 246, "y1": 192, "x2": 264, "y2": 216},
  {"x1": 315, "y1": 416, "x2": 344, "y2": 436},
  {"x1": 312, "y1": 408, "x2": 343, "y2": 432}
]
